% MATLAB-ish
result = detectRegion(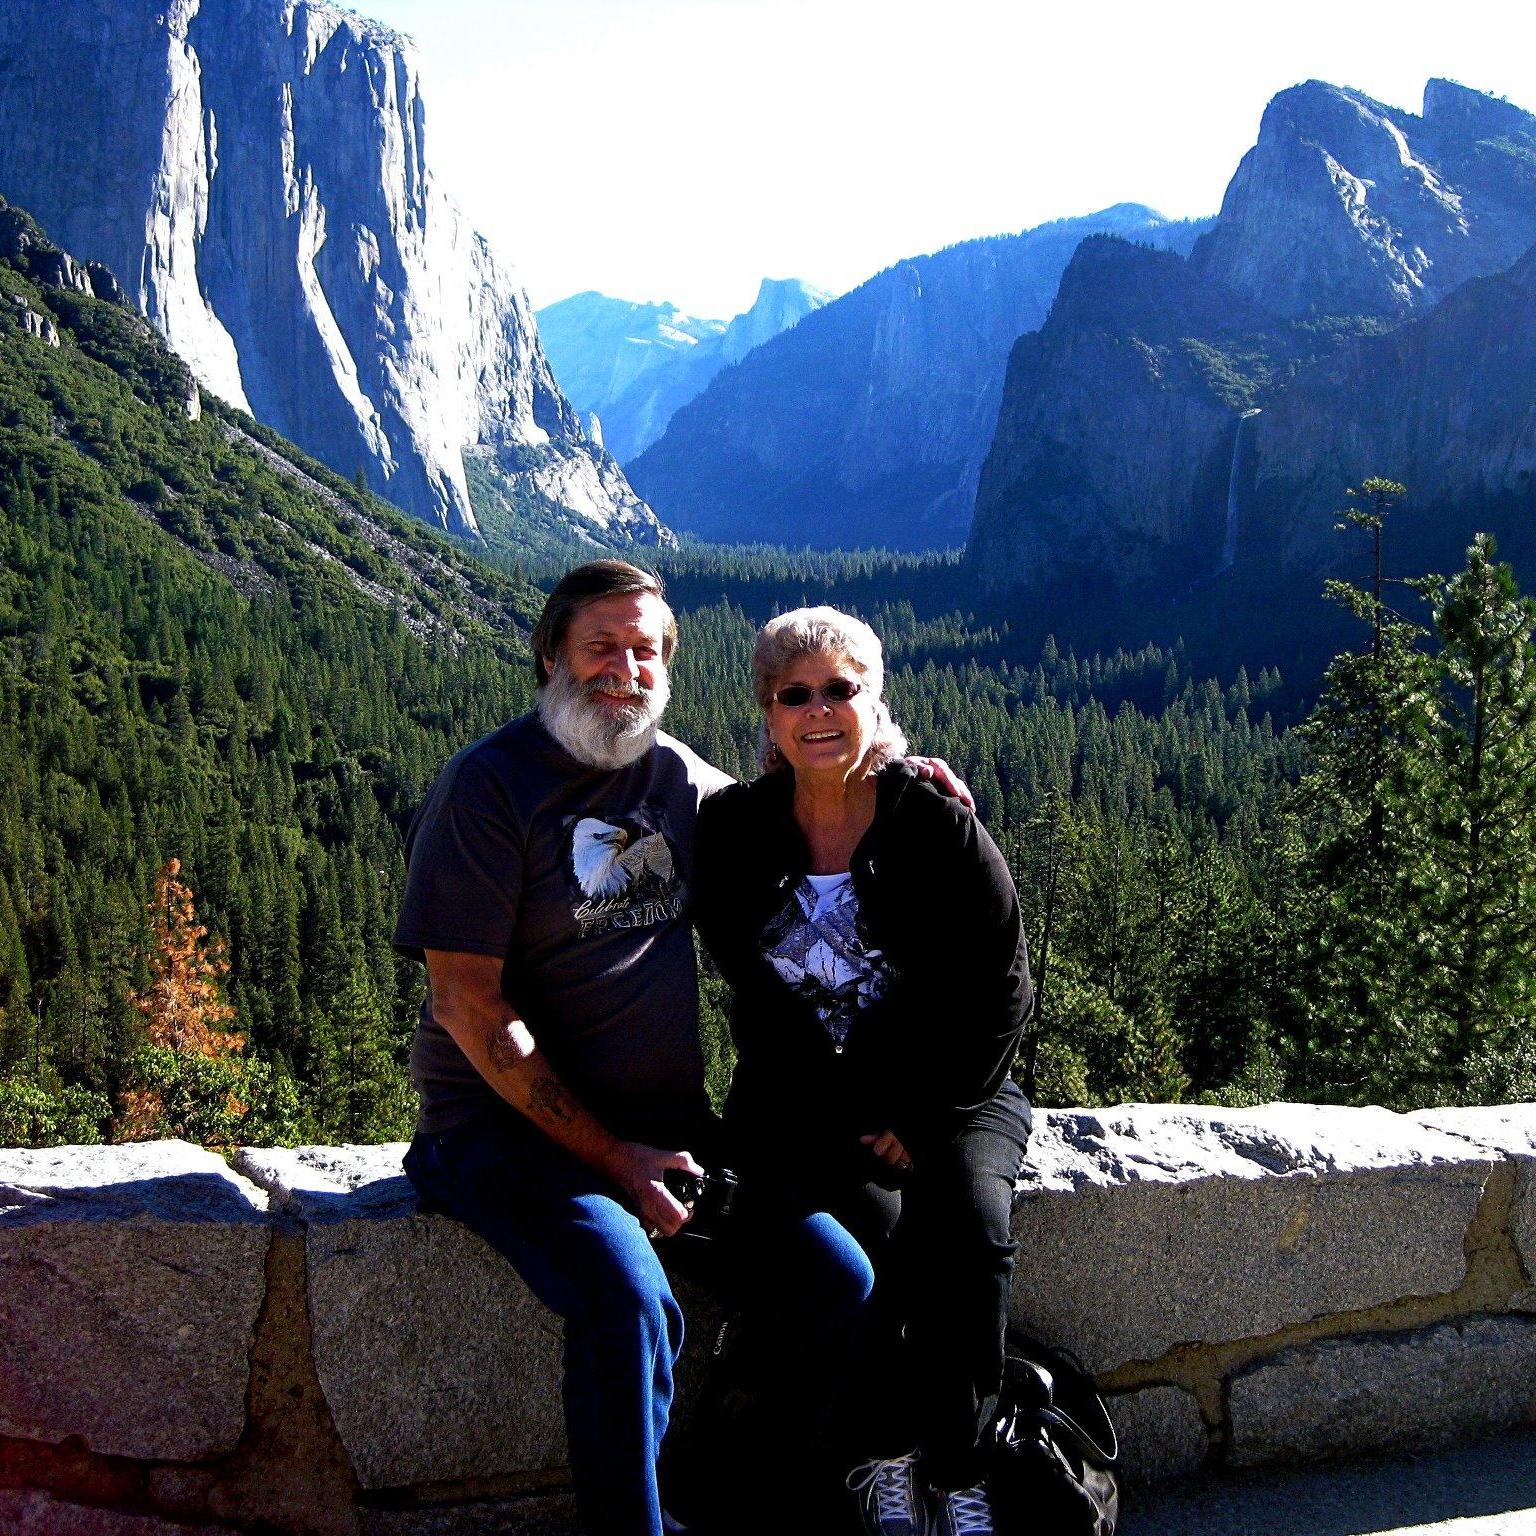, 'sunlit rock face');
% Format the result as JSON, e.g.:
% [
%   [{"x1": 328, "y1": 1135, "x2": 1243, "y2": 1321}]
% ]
[
  {"x1": 1193, "y1": 79, "x2": 1536, "y2": 321},
  {"x1": 0, "y1": 0, "x2": 664, "y2": 544}
]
